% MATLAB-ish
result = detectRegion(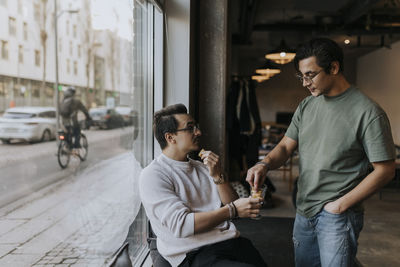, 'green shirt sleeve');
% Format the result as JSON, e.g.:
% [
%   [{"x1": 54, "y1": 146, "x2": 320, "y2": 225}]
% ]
[{"x1": 362, "y1": 113, "x2": 396, "y2": 162}]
